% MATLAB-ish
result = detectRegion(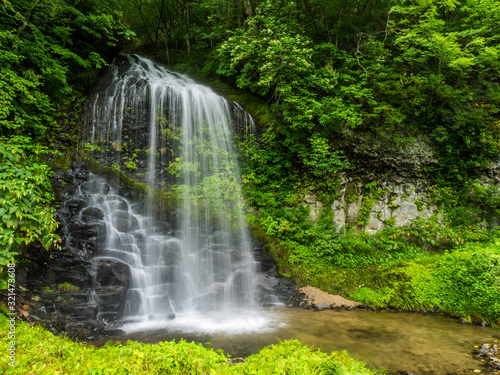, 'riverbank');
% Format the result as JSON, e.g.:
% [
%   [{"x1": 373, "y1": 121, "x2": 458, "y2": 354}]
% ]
[
  {"x1": 254, "y1": 219, "x2": 500, "y2": 329},
  {"x1": 0, "y1": 313, "x2": 379, "y2": 374}
]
